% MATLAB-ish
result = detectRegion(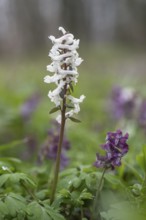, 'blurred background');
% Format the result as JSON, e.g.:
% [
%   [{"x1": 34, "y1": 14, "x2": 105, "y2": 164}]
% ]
[
  {"x1": 1, "y1": 0, "x2": 146, "y2": 56},
  {"x1": 0, "y1": 0, "x2": 146, "y2": 165}
]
